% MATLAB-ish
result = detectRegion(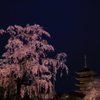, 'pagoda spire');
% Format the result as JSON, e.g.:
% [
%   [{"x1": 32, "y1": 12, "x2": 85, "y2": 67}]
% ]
[{"x1": 84, "y1": 55, "x2": 87, "y2": 68}]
